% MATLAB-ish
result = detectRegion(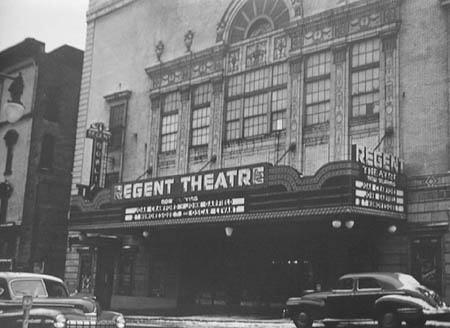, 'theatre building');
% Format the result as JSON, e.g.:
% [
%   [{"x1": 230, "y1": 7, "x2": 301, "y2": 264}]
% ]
[{"x1": 66, "y1": 0, "x2": 450, "y2": 313}]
